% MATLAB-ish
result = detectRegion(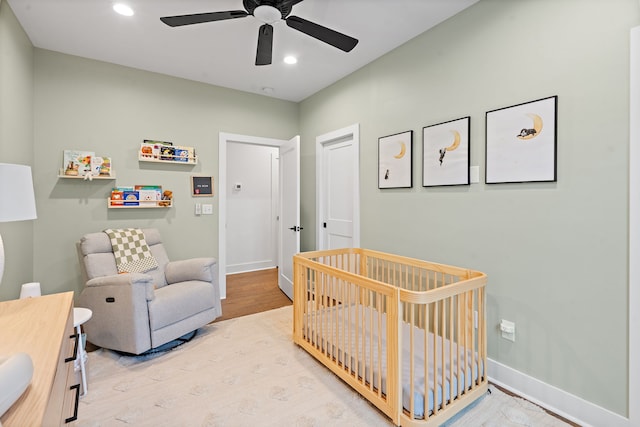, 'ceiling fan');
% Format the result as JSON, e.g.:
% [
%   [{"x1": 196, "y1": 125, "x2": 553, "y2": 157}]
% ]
[{"x1": 160, "y1": 0, "x2": 359, "y2": 66}]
